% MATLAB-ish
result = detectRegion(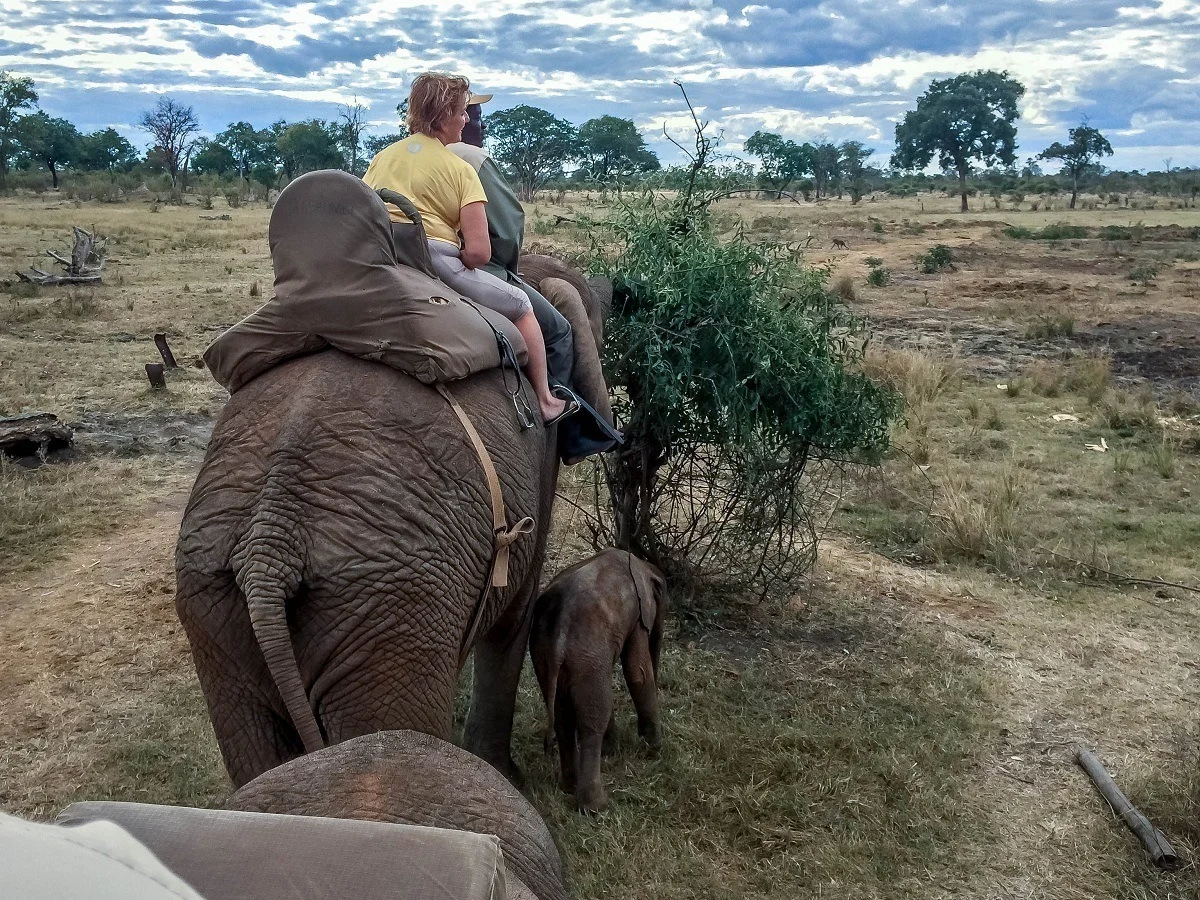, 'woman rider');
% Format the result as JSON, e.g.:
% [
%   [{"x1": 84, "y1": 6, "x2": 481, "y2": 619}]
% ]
[{"x1": 363, "y1": 72, "x2": 570, "y2": 424}]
